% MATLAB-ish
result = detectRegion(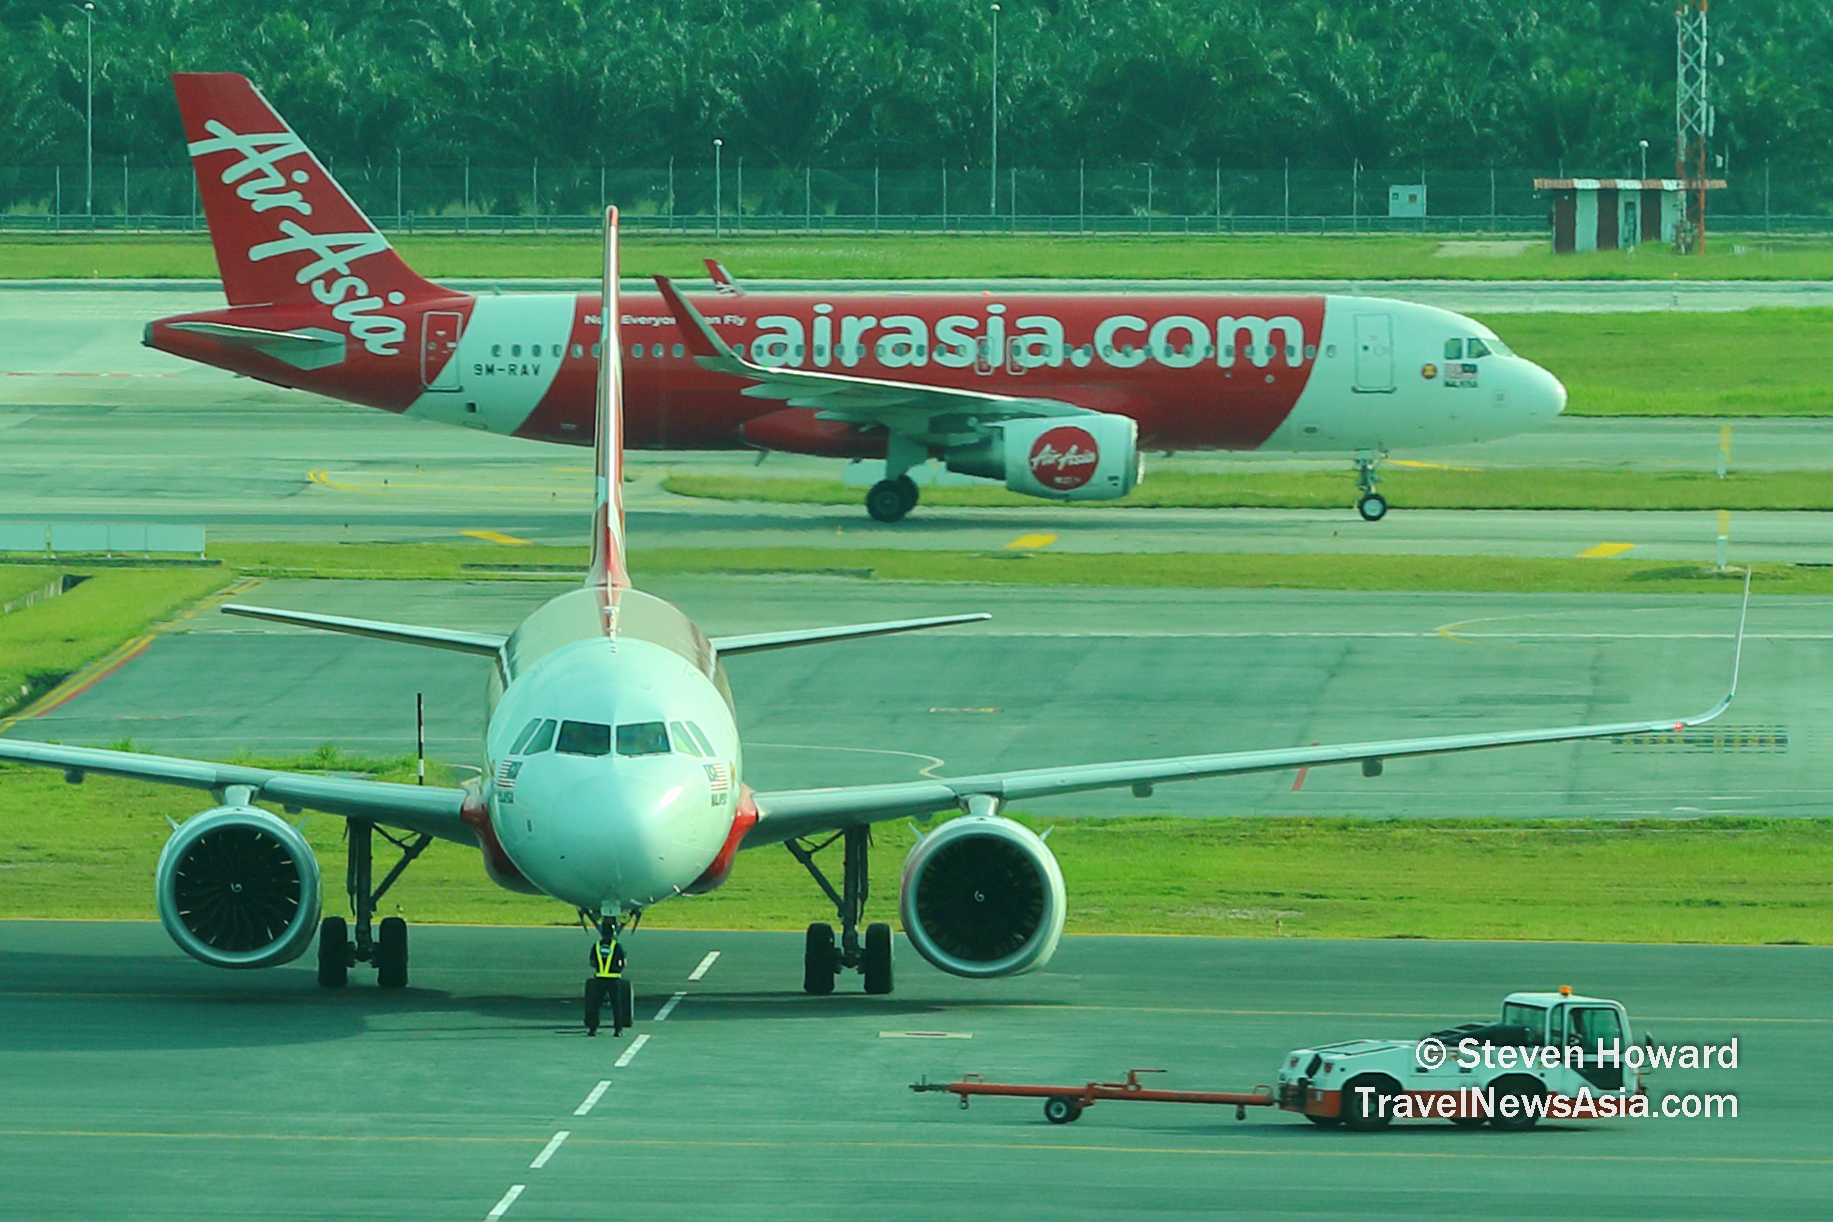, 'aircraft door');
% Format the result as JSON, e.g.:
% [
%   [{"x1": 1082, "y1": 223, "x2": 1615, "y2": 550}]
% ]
[
  {"x1": 421, "y1": 311, "x2": 464, "y2": 391},
  {"x1": 1353, "y1": 314, "x2": 1394, "y2": 392}
]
